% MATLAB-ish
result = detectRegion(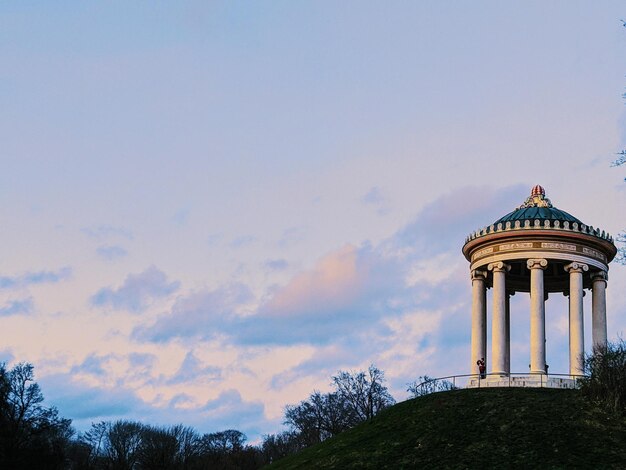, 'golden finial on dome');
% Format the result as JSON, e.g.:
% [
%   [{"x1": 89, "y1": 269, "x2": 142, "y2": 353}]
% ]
[
  {"x1": 518, "y1": 185, "x2": 553, "y2": 209},
  {"x1": 531, "y1": 185, "x2": 545, "y2": 197}
]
